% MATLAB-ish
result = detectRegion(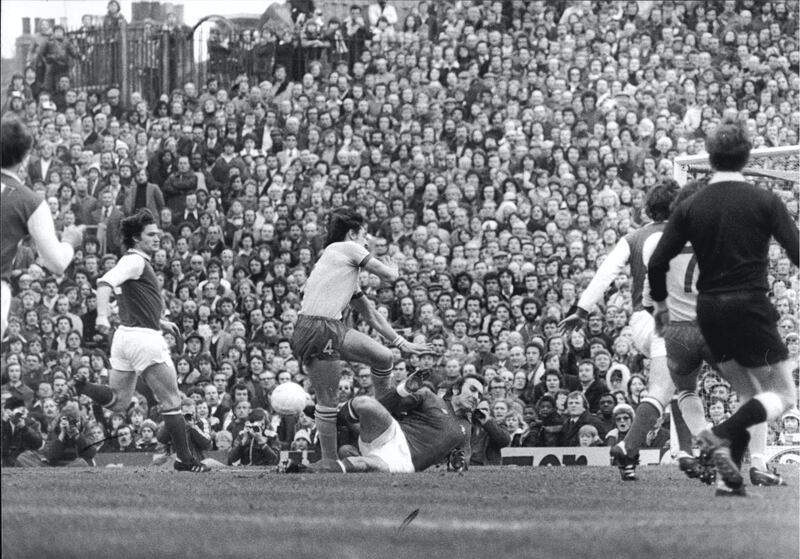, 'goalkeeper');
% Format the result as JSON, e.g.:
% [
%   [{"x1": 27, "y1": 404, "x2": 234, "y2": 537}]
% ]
[{"x1": 294, "y1": 371, "x2": 485, "y2": 473}]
